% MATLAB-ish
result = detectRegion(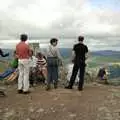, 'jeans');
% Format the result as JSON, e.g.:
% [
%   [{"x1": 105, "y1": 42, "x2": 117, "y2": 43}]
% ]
[
  {"x1": 29, "y1": 67, "x2": 37, "y2": 85},
  {"x1": 18, "y1": 59, "x2": 30, "y2": 92},
  {"x1": 69, "y1": 61, "x2": 86, "y2": 89},
  {"x1": 47, "y1": 57, "x2": 58, "y2": 85}
]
